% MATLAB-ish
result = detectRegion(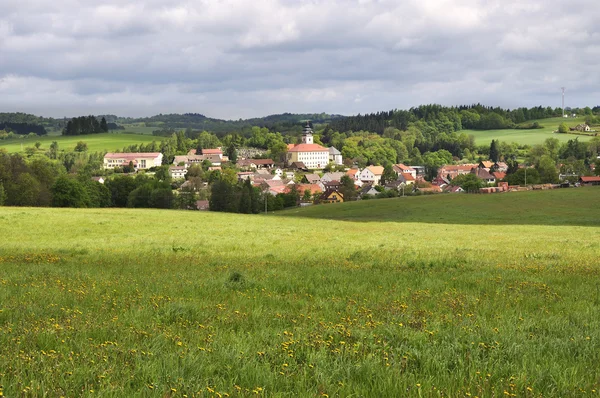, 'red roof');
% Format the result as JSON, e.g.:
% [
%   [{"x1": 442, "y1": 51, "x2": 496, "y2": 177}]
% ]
[
  {"x1": 104, "y1": 152, "x2": 161, "y2": 159},
  {"x1": 202, "y1": 148, "x2": 222, "y2": 155},
  {"x1": 287, "y1": 144, "x2": 296, "y2": 150},
  {"x1": 287, "y1": 144, "x2": 329, "y2": 152},
  {"x1": 580, "y1": 176, "x2": 600, "y2": 182},
  {"x1": 401, "y1": 173, "x2": 415, "y2": 181},
  {"x1": 295, "y1": 184, "x2": 322, "y2": 195},
  {"x1": 492, "y1": 171, "x2": 507, "y2": 180}
]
